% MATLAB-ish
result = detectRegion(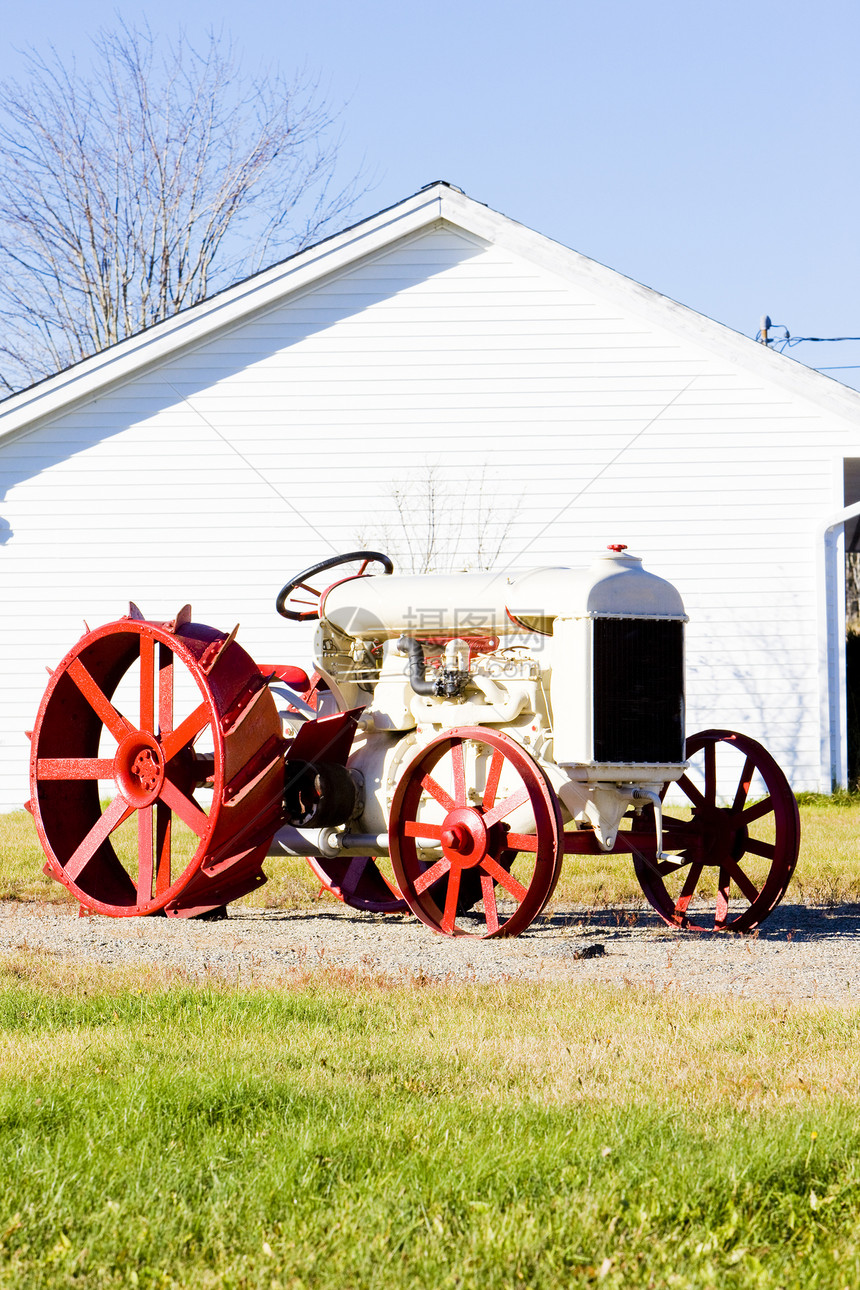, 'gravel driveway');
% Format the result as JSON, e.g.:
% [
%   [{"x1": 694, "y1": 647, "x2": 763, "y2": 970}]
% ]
[{"x1": 2, "y1": 899, "x2": 859, "y2": 1004}]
